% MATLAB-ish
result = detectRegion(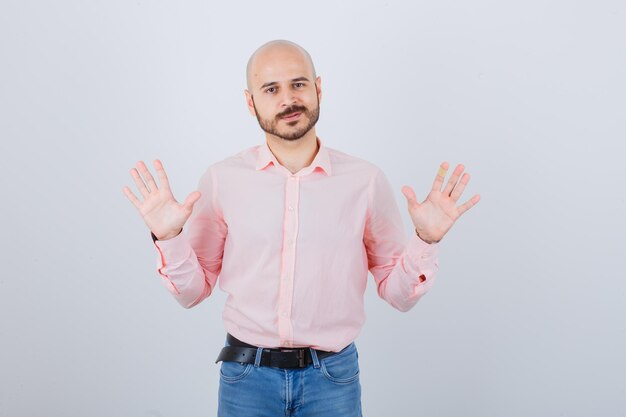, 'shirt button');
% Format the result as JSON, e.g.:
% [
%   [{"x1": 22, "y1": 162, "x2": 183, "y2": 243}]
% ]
[
  {"x1": 288, "y1": 206, "x2": 294, "y2": 211},
  {"x1": 281, "y1": 311, "x2": 288, "y2": 317}
]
